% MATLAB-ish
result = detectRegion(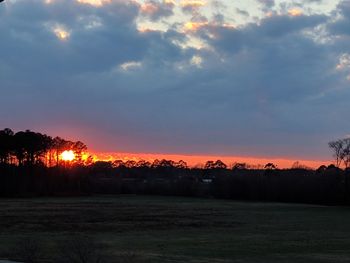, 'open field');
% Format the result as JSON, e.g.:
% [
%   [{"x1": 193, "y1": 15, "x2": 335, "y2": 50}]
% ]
[{"x1": 1, "y1": 196, "x2": 350, "y2": 262}]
